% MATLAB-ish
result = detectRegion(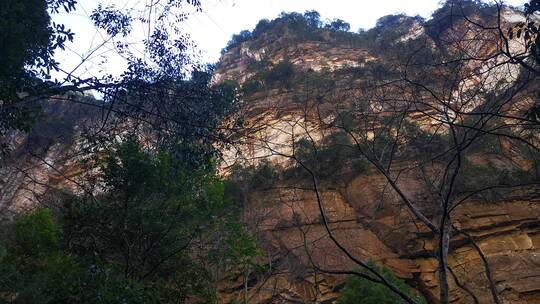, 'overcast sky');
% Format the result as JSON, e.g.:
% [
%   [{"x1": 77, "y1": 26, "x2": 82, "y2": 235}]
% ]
[{"x1": 52, "y1": 0, "x2": 527, "y2": 81}]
